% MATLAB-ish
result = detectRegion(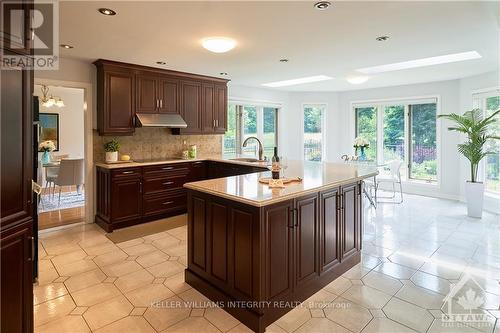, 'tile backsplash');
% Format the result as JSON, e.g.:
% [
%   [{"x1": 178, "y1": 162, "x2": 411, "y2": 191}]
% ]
[{"x1": 93, "y1": 128, "x2": 223, "y2": 162}]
